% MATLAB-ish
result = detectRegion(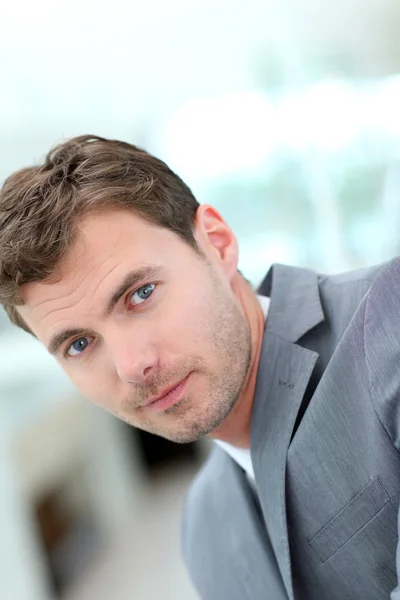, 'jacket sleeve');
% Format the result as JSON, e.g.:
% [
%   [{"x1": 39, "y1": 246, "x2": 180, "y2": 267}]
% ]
[
  {"x1": 392, "y1": 558, "x2": 400, "y2": 598},
  {"x1": 362, "y1": 258, "x2": 400, "y2": 598}
]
